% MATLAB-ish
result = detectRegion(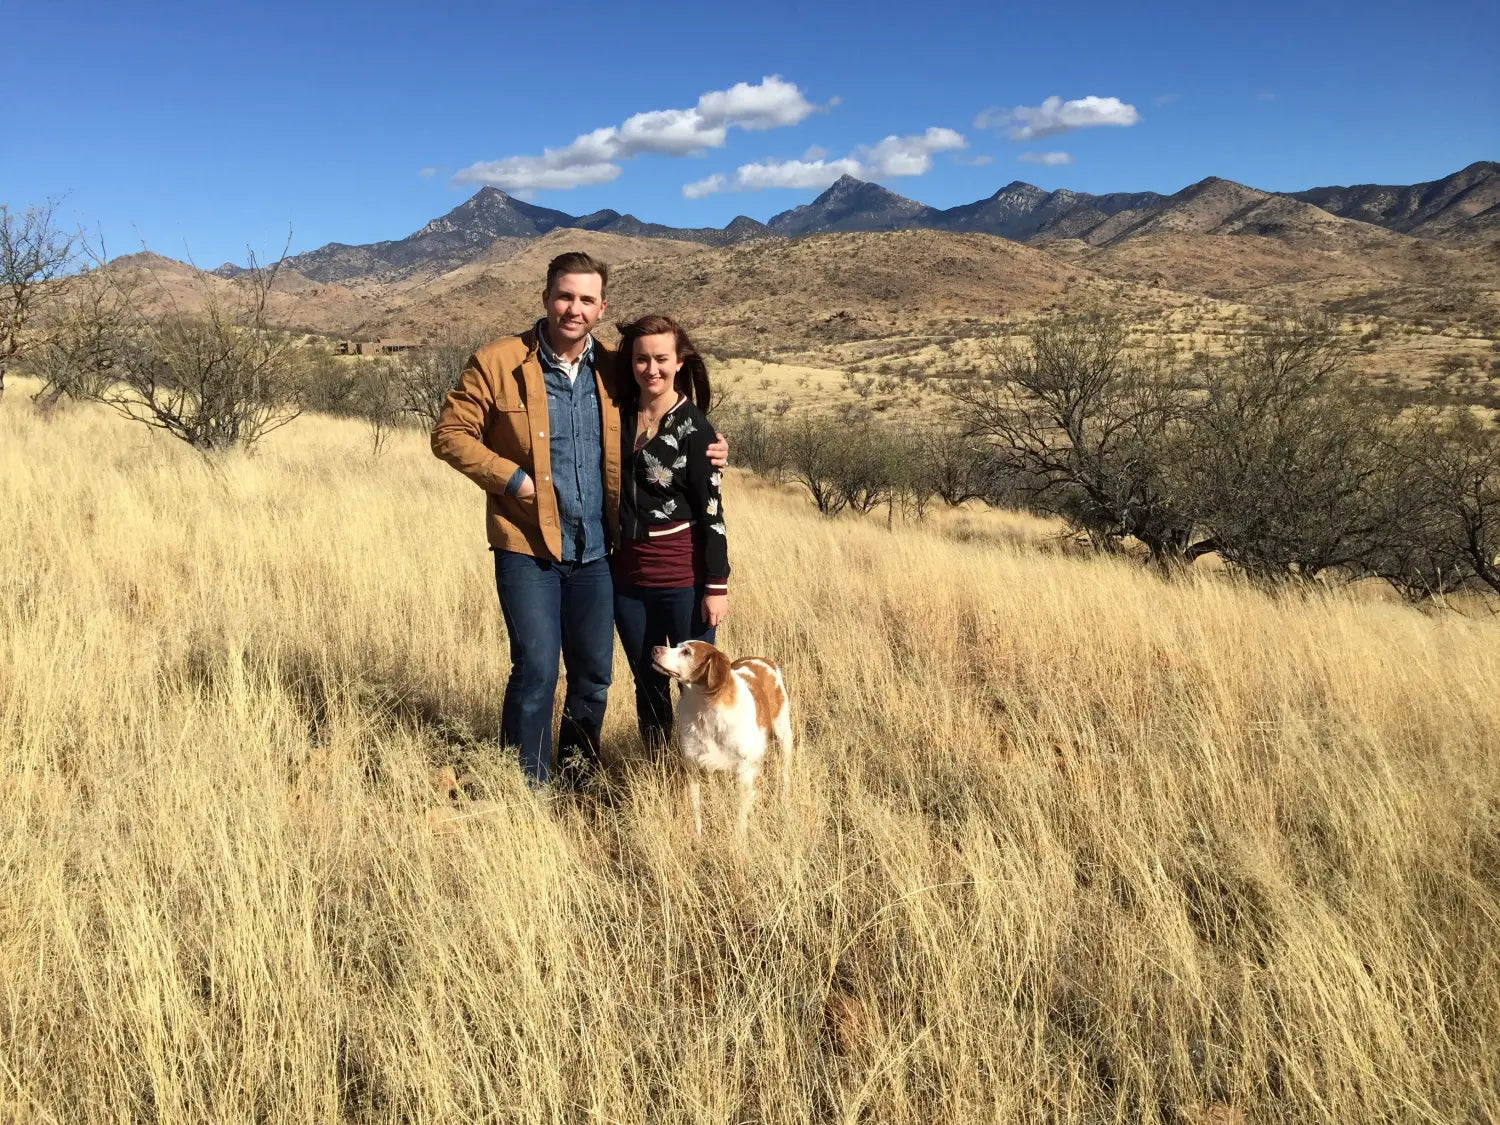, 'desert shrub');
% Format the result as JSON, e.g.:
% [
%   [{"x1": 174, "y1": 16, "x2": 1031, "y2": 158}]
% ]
[
  {"x1": 390, "y1": 338, "x2": 483, "y2": 430},
  {"x1": 915, "y1": 424, "x2": 996, "y2": 508},
  {"x1": 1434, "y1": 354, "x2": 1475, "y2": 377},
  {"x1": 827, "y1": 422, "x2": 905, "y2": 516},
  {"x1": 779, "y1": 413, "x2": 849, "y2": 515},
  {"x1": 294, "y1": 343, "x2": 366, "y2": 417},
  {"x1": 1371, "y1": 409, "x2": 1500, "y2": 598},
  {"x1": 1, "y1": 201, "x2": 77, "y2": 397},
  {"x1": 944, "y1": 308, "x2": 1198, "y2": 561},
  {"x1": 22, "y1": 261, "x2": 134, "y2": 408},
  {"x1": 95, "y1": 257, "x2": 303, "y2": 452},
  {"x1": 353, "y1": 358, "x2": 405, "y2": 457},
  {"x1": 1166, "y1": 317, "x2": 1404, "y2": 580},
  {"x1": 714, "y1": 405, "x2": 781, "y2": 477}
]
